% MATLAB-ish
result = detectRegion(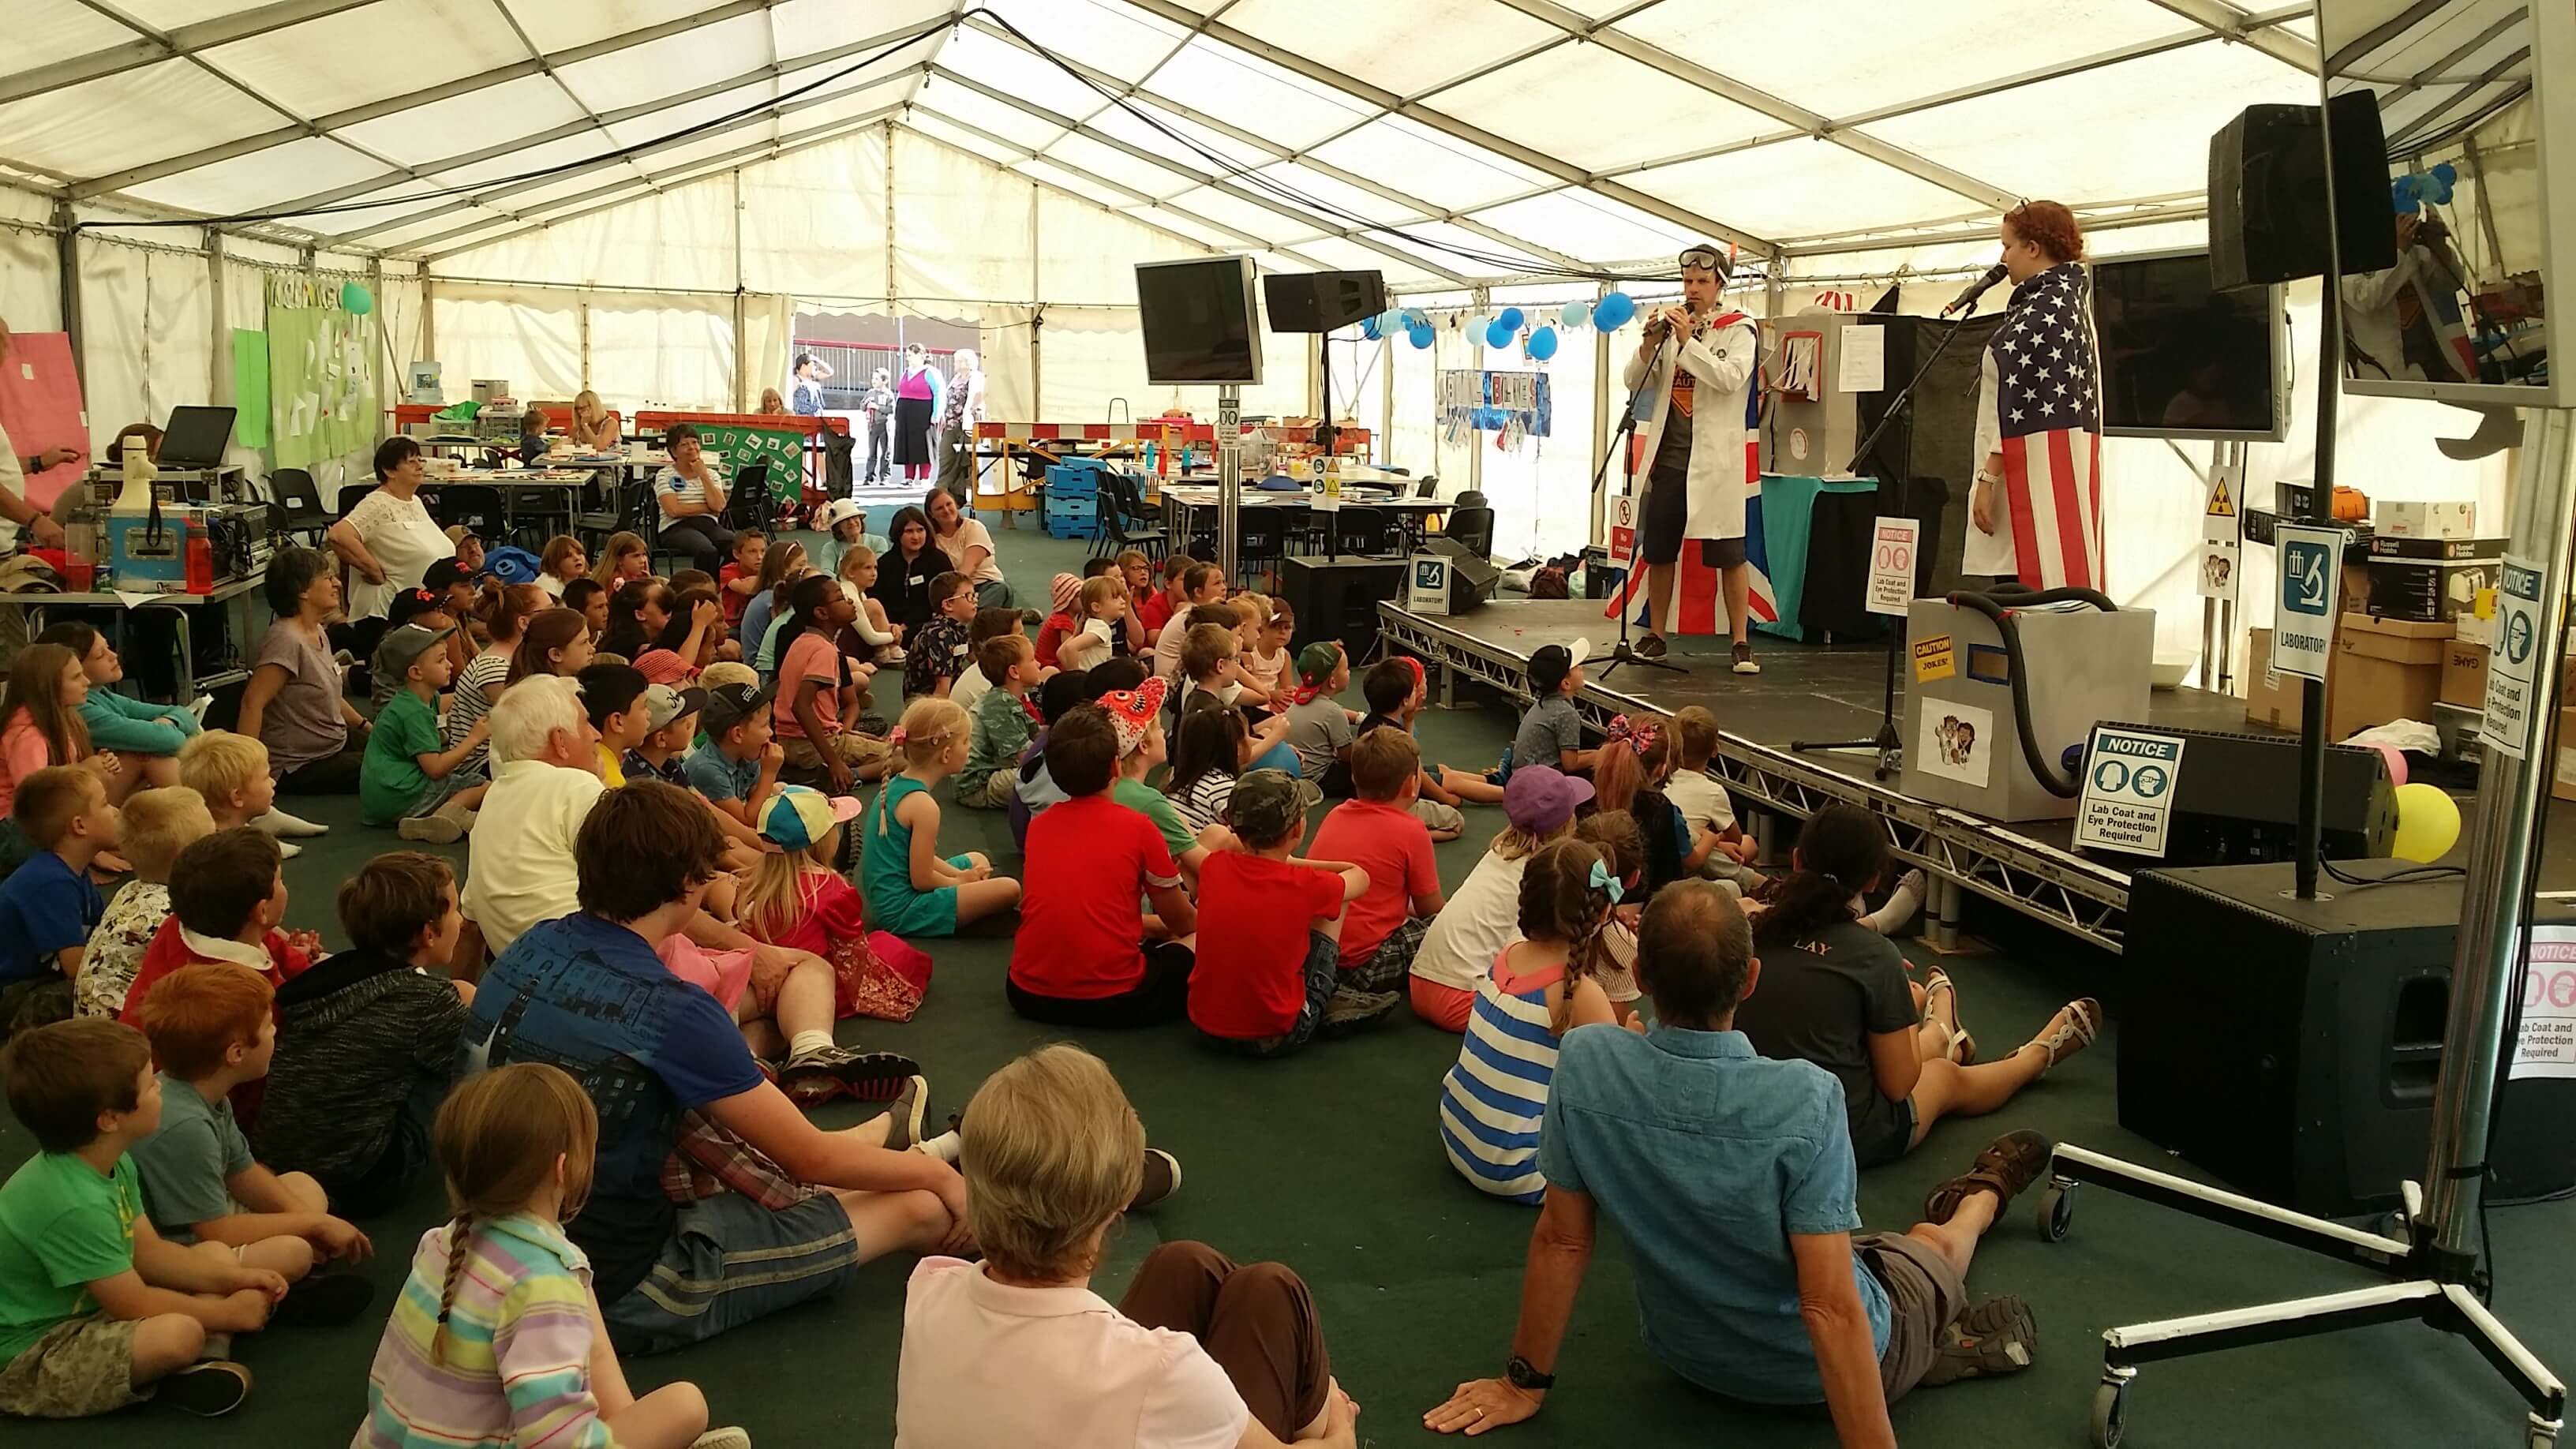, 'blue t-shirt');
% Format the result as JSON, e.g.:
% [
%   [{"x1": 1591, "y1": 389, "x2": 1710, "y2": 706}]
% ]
[
  {"x1": 683, "y1": 743, "x2": 761, "y2": 803},
  {"x1": 0, "y1": 852, "x2": 104, "y2": 984},
  {"x1": 740, "y1": 590, "x2": 779, "y2": 676},
  {"x1": 458, "y1": 913, "x2": 765, "y2": 1301},
  {"x1": 1537, "y1": 1025, "x2": 1887, "y2": 1405}
]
